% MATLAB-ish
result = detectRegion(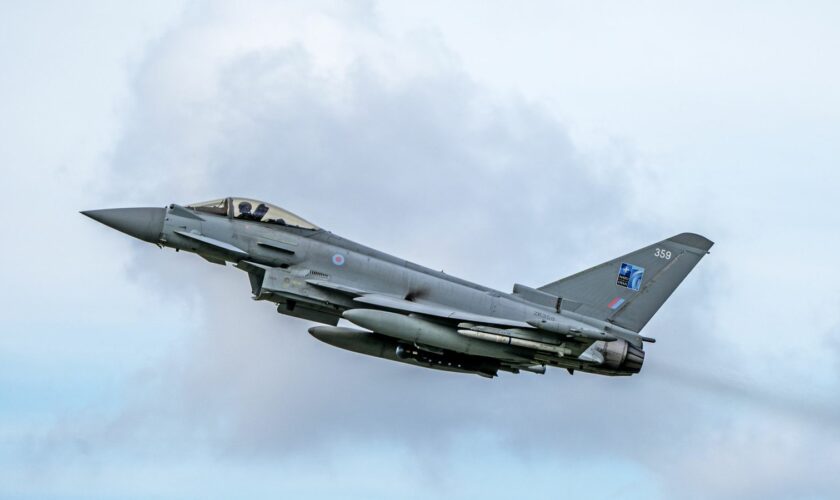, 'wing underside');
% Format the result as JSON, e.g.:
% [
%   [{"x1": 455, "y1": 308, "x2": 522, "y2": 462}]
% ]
[{"x1": 251, "y1": 268, "x2": 600, "y2": 375}]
